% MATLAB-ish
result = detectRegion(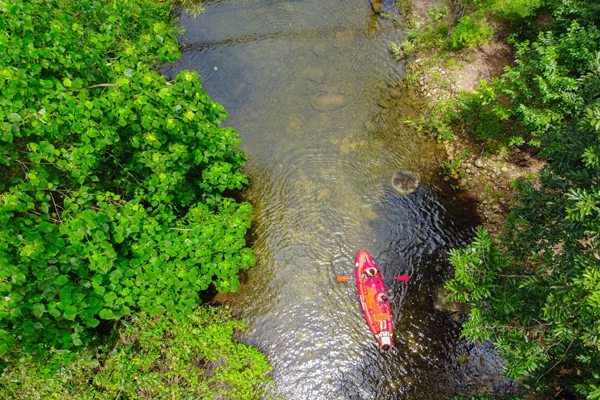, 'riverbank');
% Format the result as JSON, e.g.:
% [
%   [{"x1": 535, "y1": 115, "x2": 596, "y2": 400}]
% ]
[{"x1": 403, "y1": 0, "x2": 544, "y2": 240}]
